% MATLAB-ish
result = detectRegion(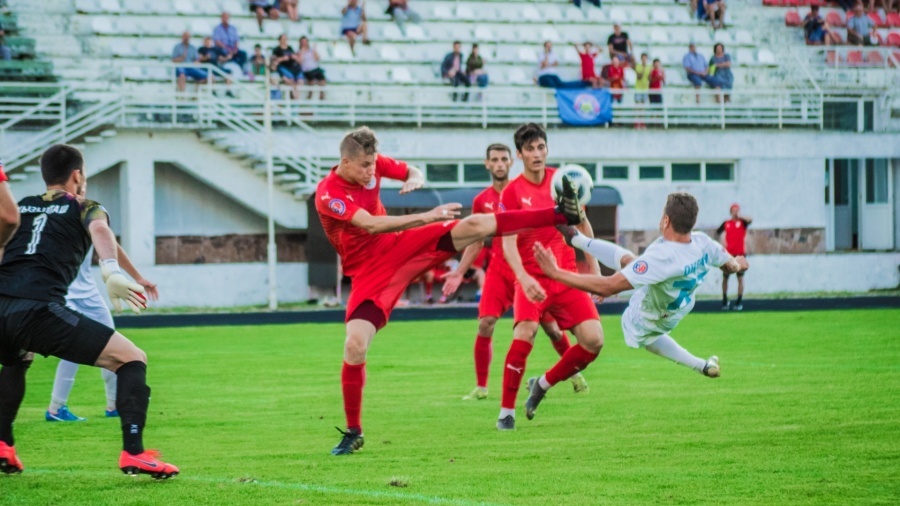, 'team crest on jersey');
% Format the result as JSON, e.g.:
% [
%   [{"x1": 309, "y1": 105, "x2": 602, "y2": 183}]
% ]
[
  {"x1": 633, "y1": 260, "x2": 648, "y2": 275},
  {"x1": 364, "y1": 178, "x2": 377, "y2": 190},
  {"x1": 498, "y1": 203, "x2": 506, "y2": 212},
  {"x1": 328, "y1": 199, "x2": 347, "y2": 216}
]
